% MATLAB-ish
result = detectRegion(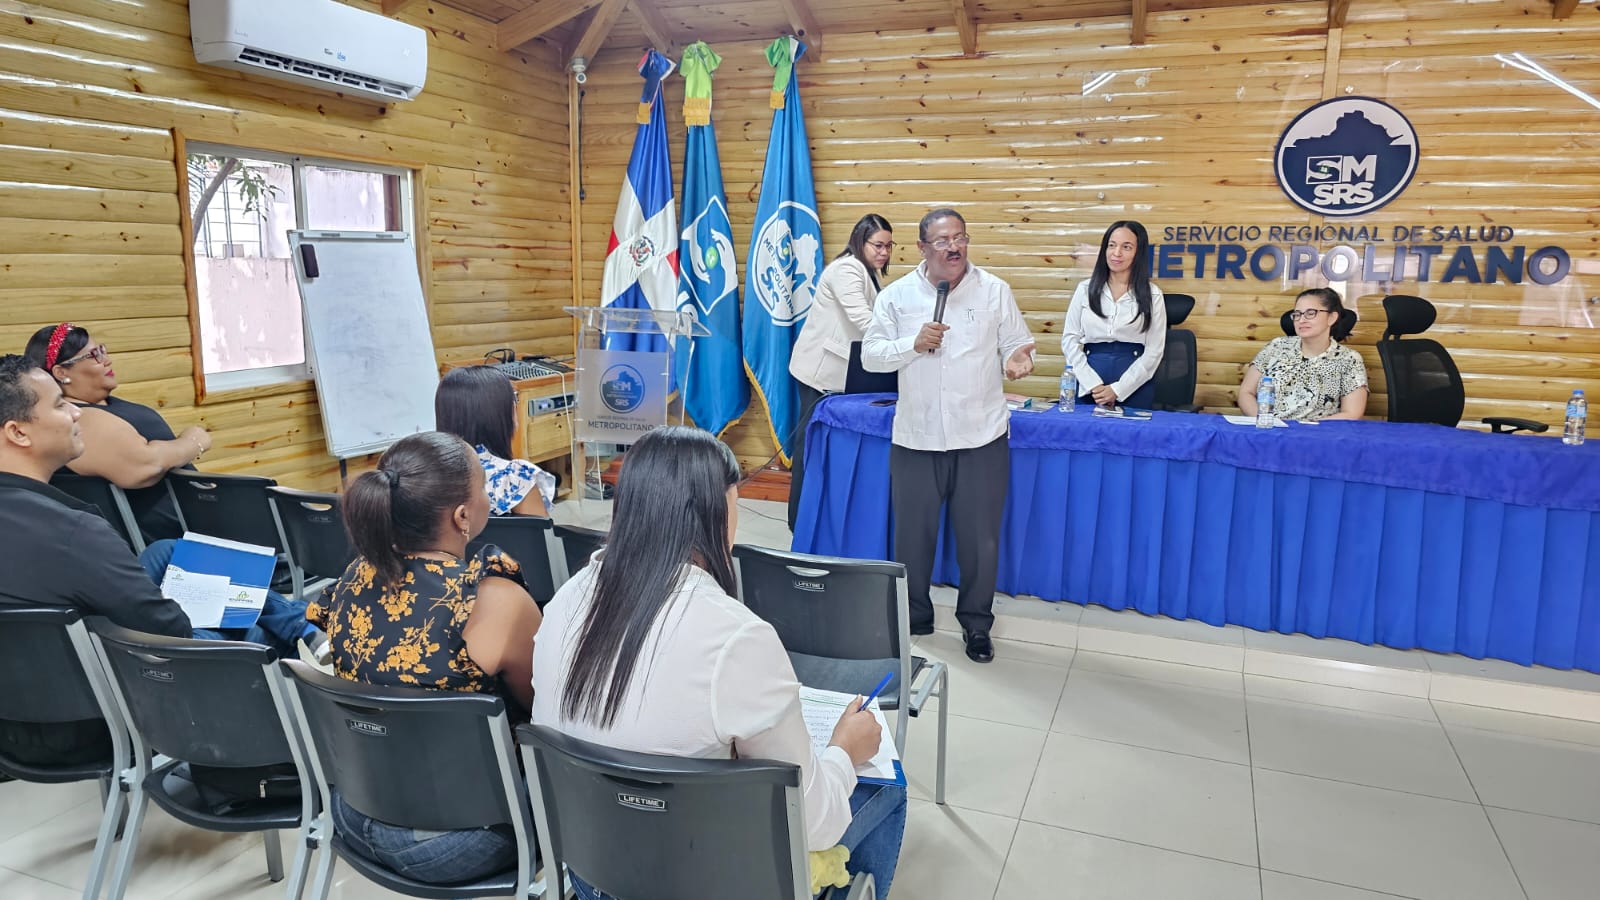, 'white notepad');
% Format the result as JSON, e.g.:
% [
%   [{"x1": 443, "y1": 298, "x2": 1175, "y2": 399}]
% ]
[{"x1": 798, "y1": 686, "x2": 900, "y2": 782}]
